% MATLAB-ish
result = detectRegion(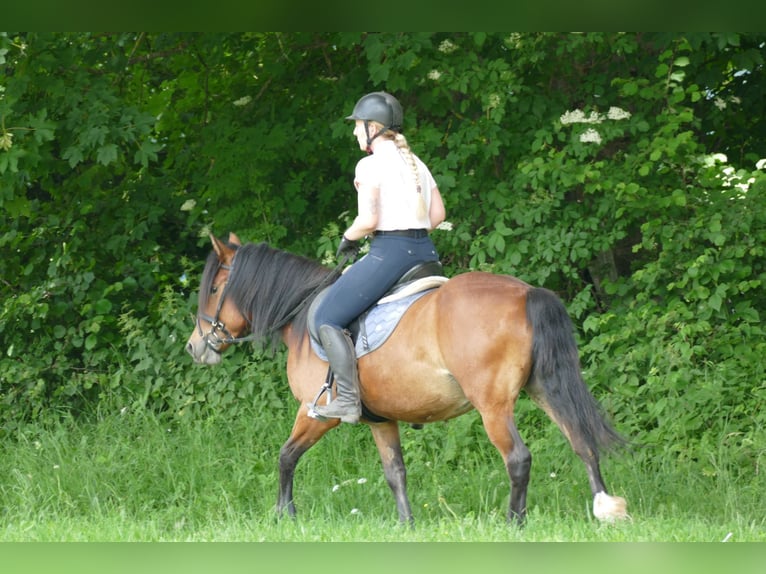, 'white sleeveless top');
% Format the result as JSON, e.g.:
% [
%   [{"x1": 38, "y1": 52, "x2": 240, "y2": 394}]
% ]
[{"x1": 353, "y1": 139, "x2": 438, "y2": 231}]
